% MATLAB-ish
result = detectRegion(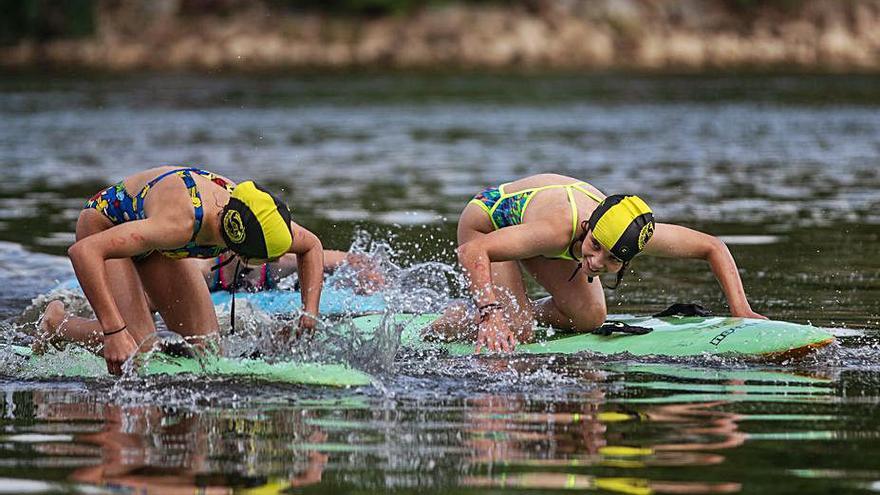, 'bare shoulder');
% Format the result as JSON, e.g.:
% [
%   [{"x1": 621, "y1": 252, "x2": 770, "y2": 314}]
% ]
[
  {"x1": 531, "y1": 172, "x2": 579, "y2": 183},
  {"x1": 514, "y1": 214, "x2": 574, "y2": 254},
  {"x1": 141, "y1": 178, "x2": 195, "y2": 227},
  {"x1": 506, "y1": 173, "x2": 579, "y2": 190},
  {"x1": 118, "y1": 166, "x2": 177, "y2": 192}
]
